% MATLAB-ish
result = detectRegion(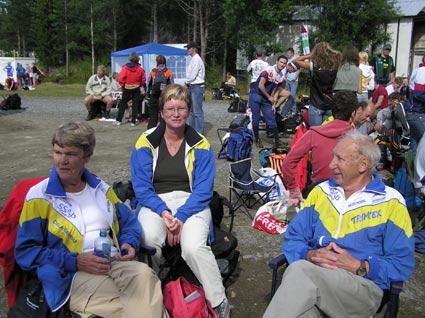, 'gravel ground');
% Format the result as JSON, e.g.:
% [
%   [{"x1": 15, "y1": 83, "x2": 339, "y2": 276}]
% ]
[{"x1": 0, "y1": 96, "x2": 425, "y2": 318}]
